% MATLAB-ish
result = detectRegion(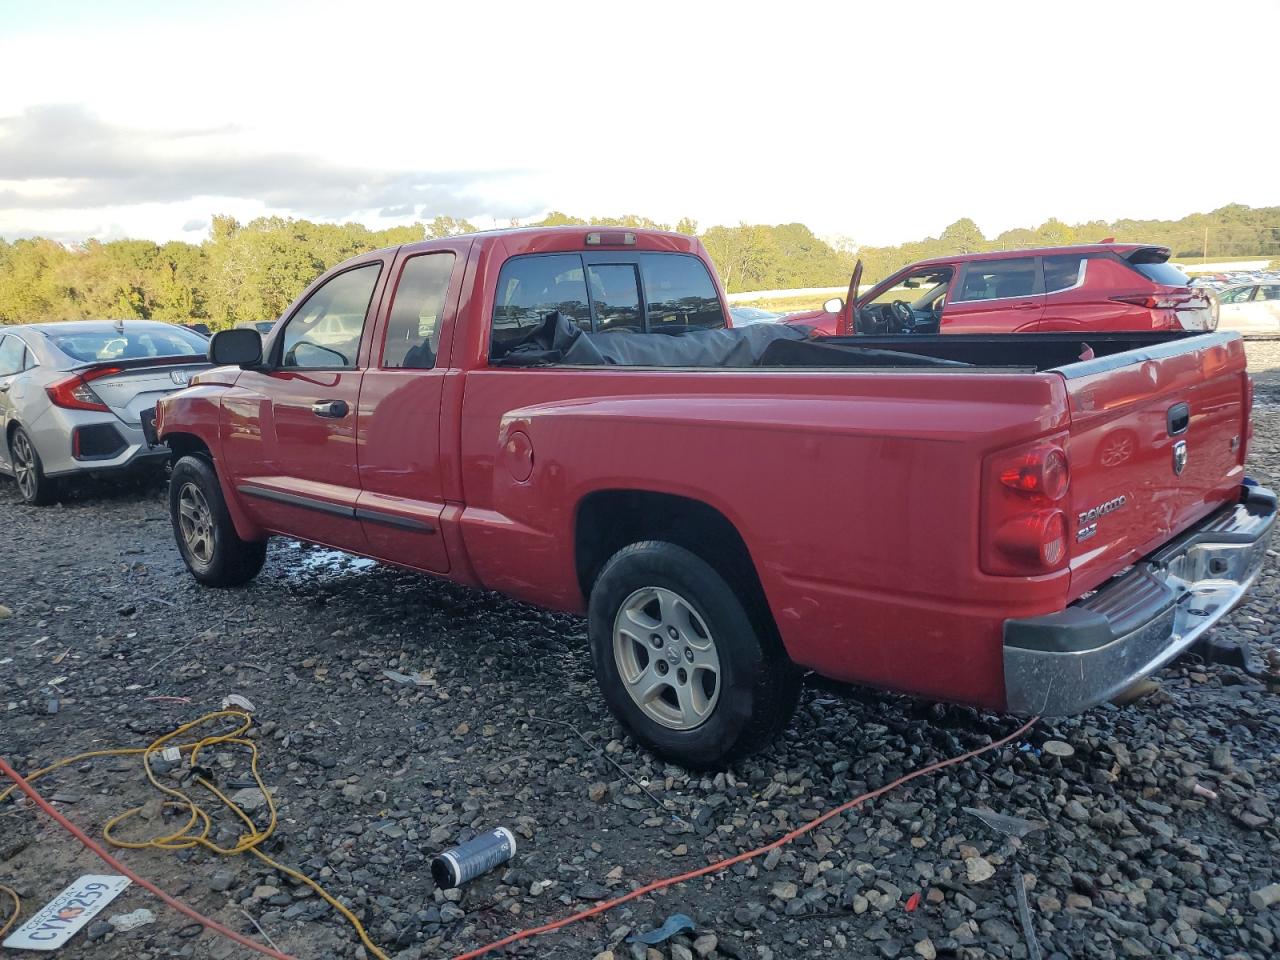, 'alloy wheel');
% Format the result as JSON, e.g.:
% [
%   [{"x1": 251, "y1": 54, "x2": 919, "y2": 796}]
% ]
[
  {"x1": 612, "y1": 586, "x2": 722, "y2": 730},
  {"x1": 177, "y1": 482, "x2": 216, "y2": 564},
  {"x1": 11, "y1": 431, "x2": 36, "y2": 501}
]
